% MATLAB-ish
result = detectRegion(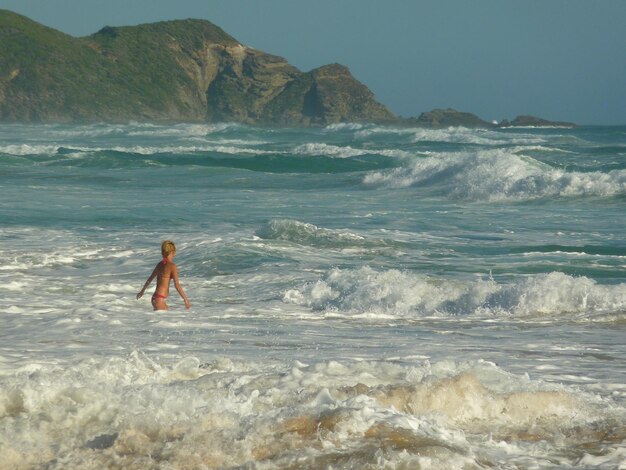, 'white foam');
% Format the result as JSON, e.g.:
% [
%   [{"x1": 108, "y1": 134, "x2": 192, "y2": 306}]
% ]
[
  {"x1": 111, "y1": 144, "x2": 276, "y2": 155},
  {"x1": 0, "y1": 144, "x2": 61, "y2": 156},
  {"x1": 0, "y1": 142, "x2": 280, "y2": 162},
  {"x1": 126, "y1": 122, "x2": 242, "y2": 137},
  {"x1": 354, "y1": 126, "x2": 546, "y2": 146},
  {"x1": 1, "y1": 122, "x2": 246, "y2": 140},
  {"x1": 0, "y1": 281, "x2": 29, "y2": 291},
  {"x1": 354, "y1": 126, "x2": 420, "y2": 139},
  {"x1": 0, "y1": 354, "x2": 617, "y2": 469},
  {"x1": 293, "y1": 142, "x2": 369, "y2": 158},
  {"x1": 323, "y1": 122, "x2": 367, "y2": 132},
  {"x1": 283, "y1": 267, "x2": 626, "y2": 319},
  {"x1": 292, "y1": 142, "x2": 412, "y2": 159},
  {"x1": 511, "y1": 144, "x2": 575, "y2": 154},
  {"x1": 2, "y1": 245, "x2": 115, "y2": 271},
  {"x1": 364, "y1": 149, "x2": 626, "y2": 200},
  {"x1": 576, "y1": 447, "x2": 626, "y2": 468}
]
